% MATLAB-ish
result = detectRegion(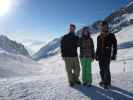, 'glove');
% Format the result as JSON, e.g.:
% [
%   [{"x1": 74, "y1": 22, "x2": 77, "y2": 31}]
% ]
[{"x1": 111, "y1": 55, "x2": 116, "y2": 60}]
